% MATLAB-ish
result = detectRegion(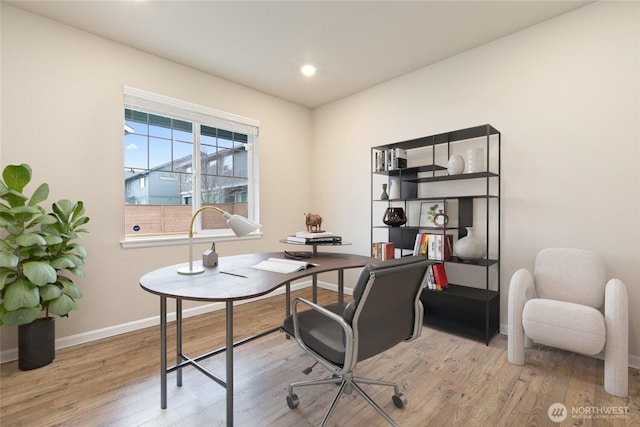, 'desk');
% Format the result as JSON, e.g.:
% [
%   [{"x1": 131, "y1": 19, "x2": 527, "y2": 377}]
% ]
[
  {"x1": 139, "y1": 251, "x2": 374, "y2": 426},
  {"x1": 280, "y1": 239, "x2": 352, "y2": 301}
]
